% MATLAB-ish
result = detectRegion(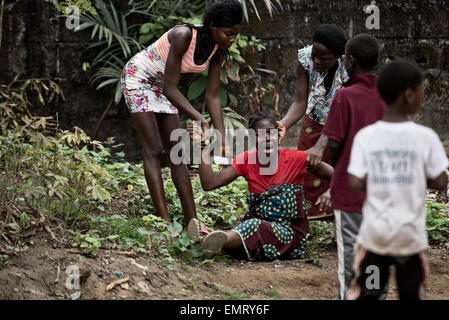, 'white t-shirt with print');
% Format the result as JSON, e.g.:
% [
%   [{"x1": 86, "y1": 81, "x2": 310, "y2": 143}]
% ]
[{"x1": 348, "y1": 121, "x2": 449, "y2": 256}]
